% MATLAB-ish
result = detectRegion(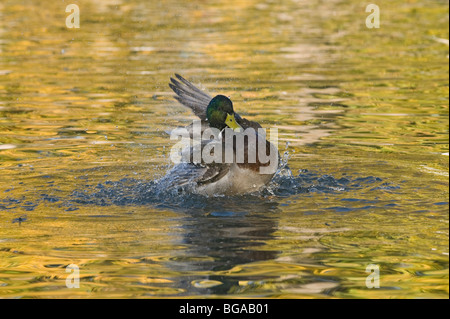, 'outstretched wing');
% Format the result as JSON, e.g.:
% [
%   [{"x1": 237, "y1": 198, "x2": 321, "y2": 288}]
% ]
[
  {"x1": 169, "y1": 74, "x2": 263, "y2": 130},
  {"x1": 169, "y1": 74, "x2": 212, "y2": 121},
  {"x1": 158, "y1": 162, "x2": 230, "y2": 189}
]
